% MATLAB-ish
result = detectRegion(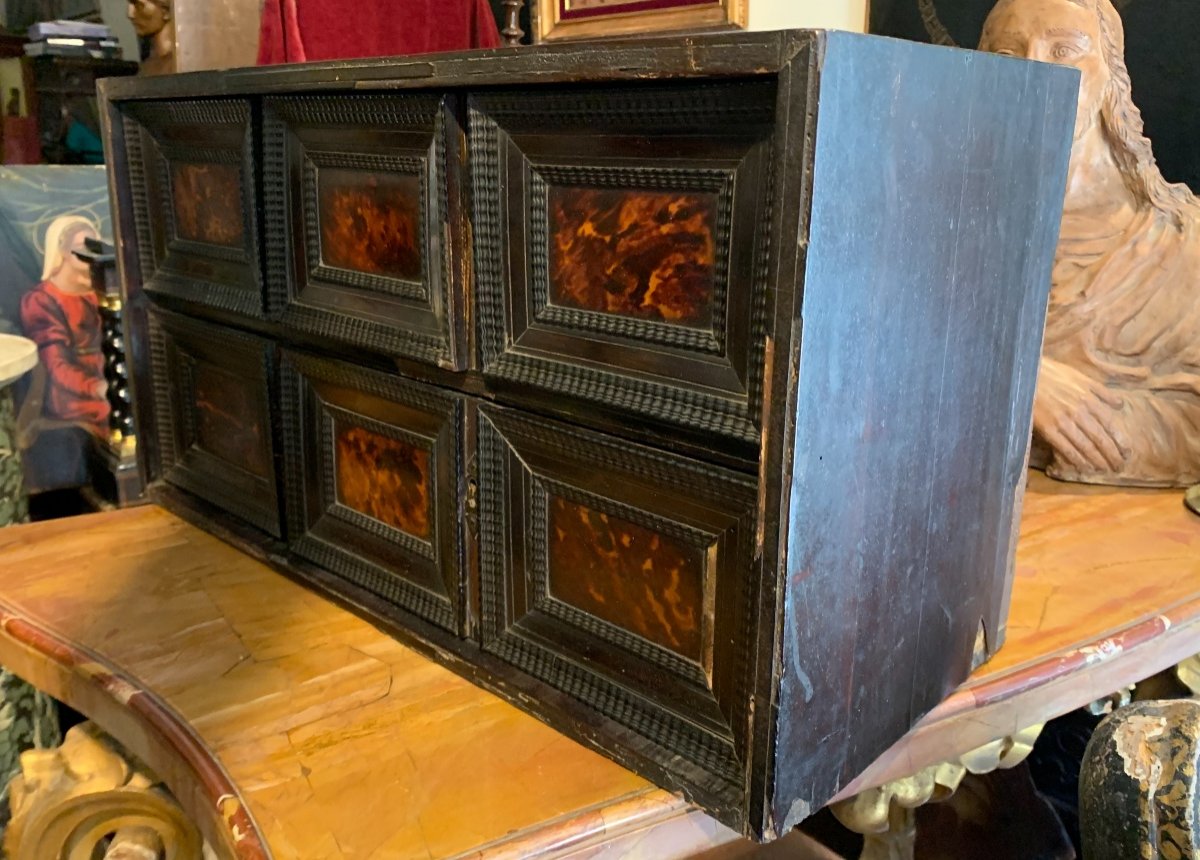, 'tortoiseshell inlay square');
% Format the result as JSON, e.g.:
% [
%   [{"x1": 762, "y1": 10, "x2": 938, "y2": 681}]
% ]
[
  {"x1": 547, "y1": 185, "x2": 717, "y2": 327},
  {"x1": 547, "y1": 495, "x2": 705, "y2": 660},
  {"x1": 317, "y1": 168, "x2": 422, "y2": 281},
  {"x1": 170, "y1": 162, "x2": 244, "y2": 247},
  {"x1": 191, "y1": 363, "x2": 268, "y2": 478},
  {"x1": 334, "y1": 422, "x2": 431, "y2": 539}
]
